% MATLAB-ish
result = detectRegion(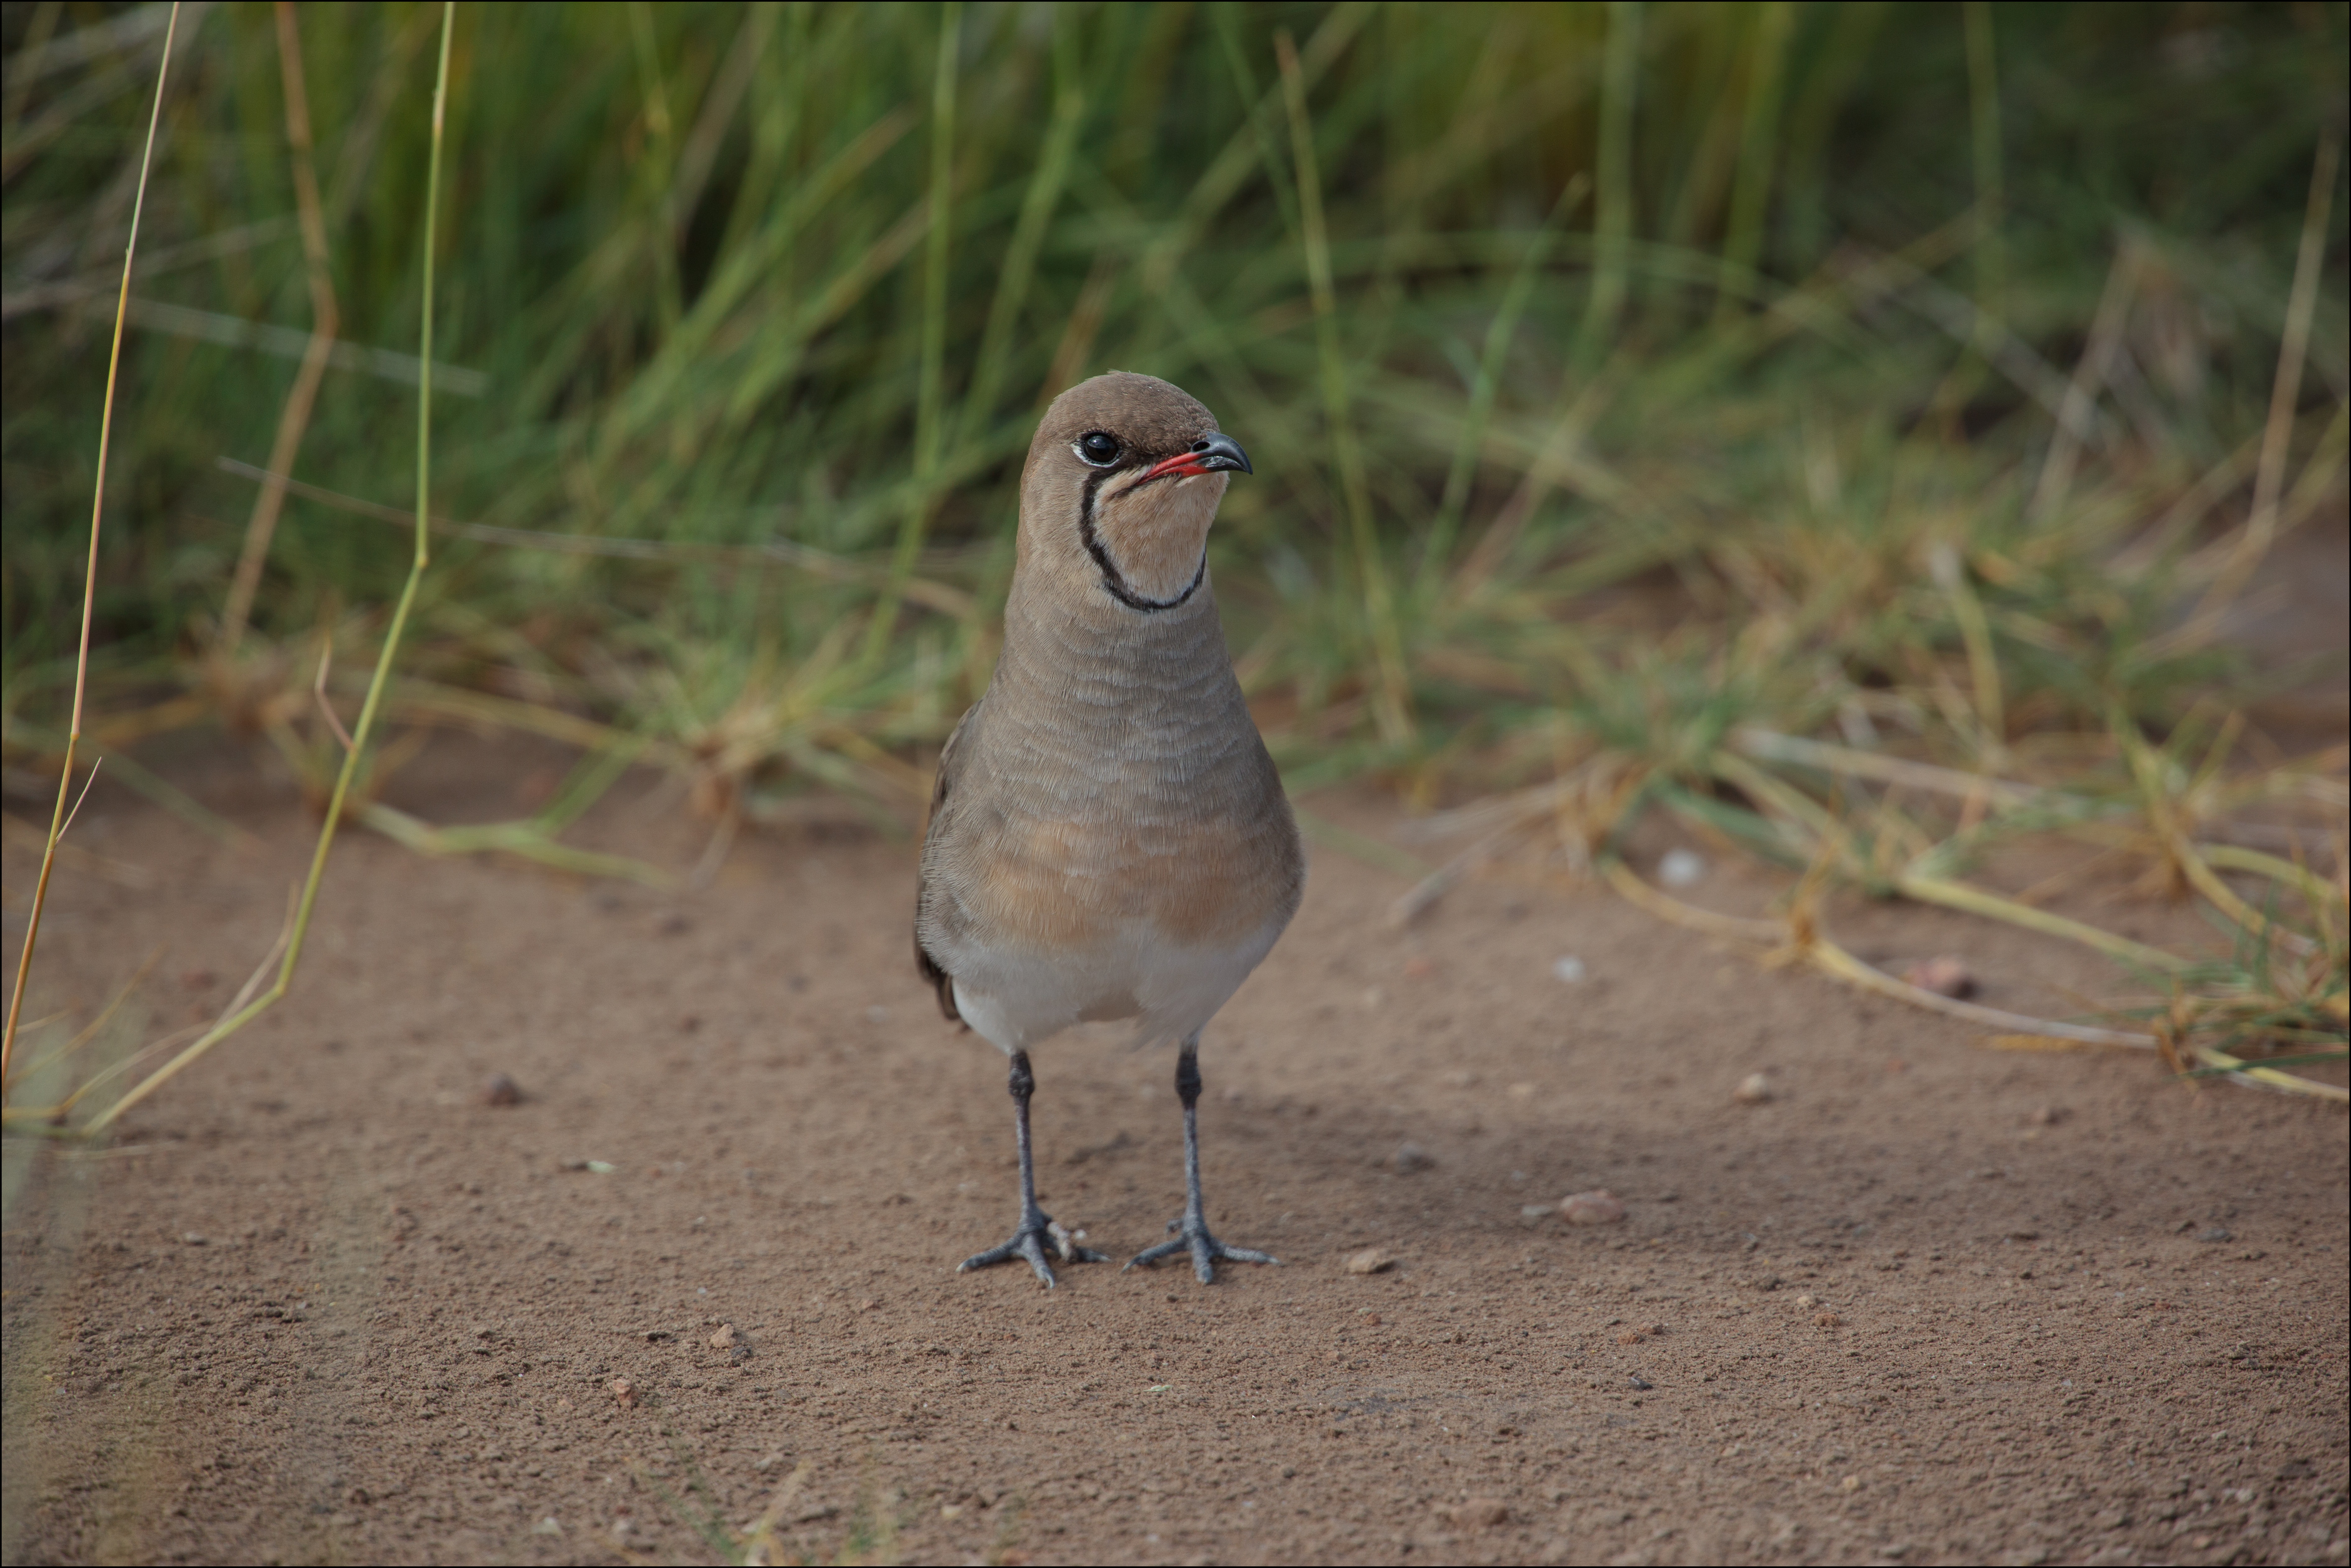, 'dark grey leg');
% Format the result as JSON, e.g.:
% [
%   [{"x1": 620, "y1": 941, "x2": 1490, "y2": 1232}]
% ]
[
  {"x1": 1125, "y1": 1035, "x2": 1279, "y2": 1285},
  {"x1": 958, "y1": 1050, "x2": 1106, "y2": 1287}
]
